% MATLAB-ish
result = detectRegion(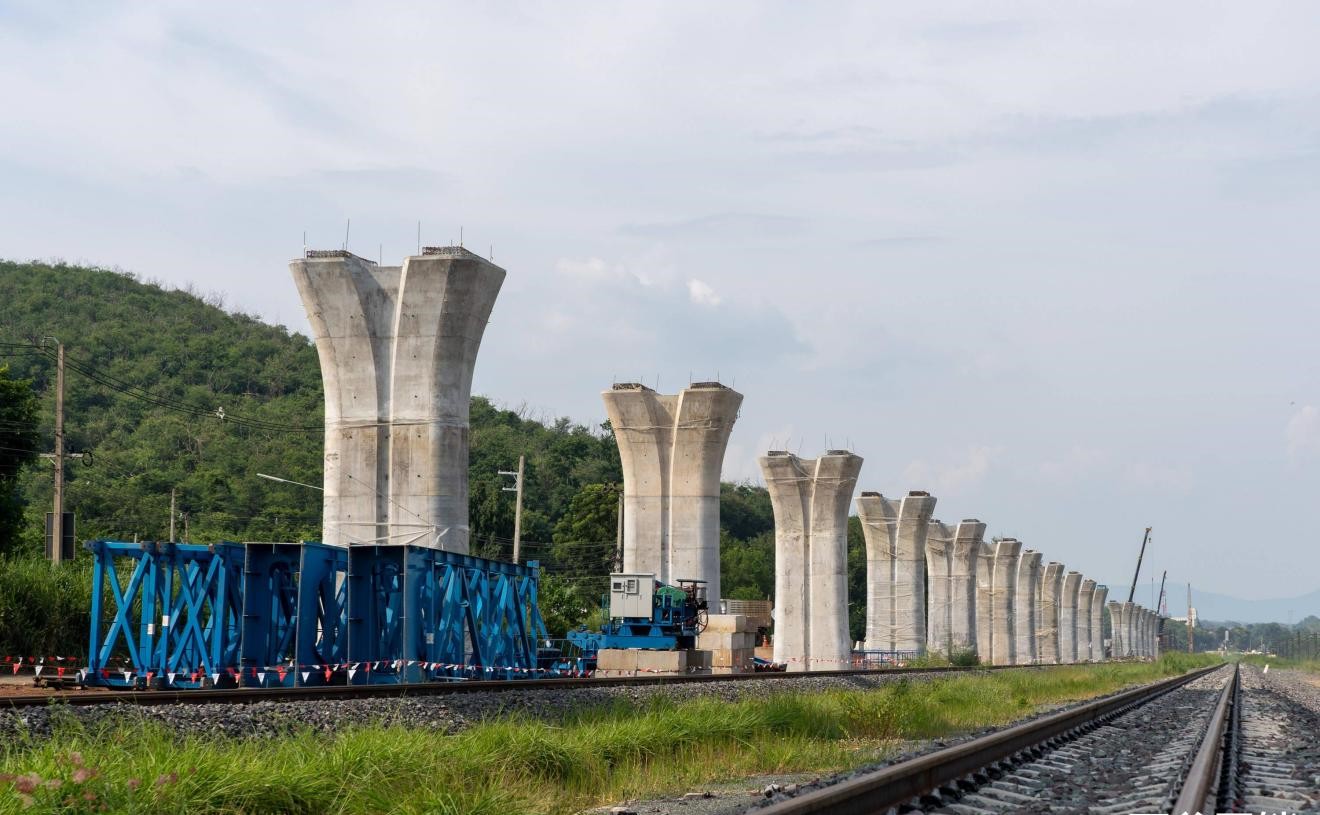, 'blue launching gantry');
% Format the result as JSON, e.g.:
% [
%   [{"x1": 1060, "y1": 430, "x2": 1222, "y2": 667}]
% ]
[{"x1": 84, "y1": 540, "x2": 549, "y2": 689}]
